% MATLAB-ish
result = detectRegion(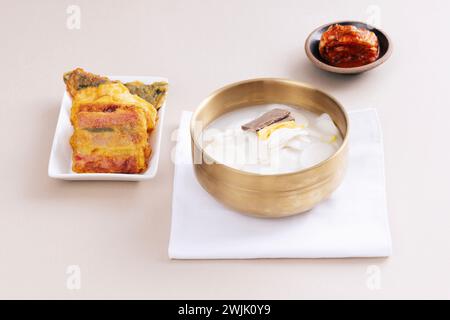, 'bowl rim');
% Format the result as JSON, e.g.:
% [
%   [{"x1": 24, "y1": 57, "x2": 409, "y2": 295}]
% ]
[
  {"x1": 190, "y1": 77, "x2": 350, "y2": 177},
  {"x1": 304, "y1": 20, "x2": 393, "y2": 74}
]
